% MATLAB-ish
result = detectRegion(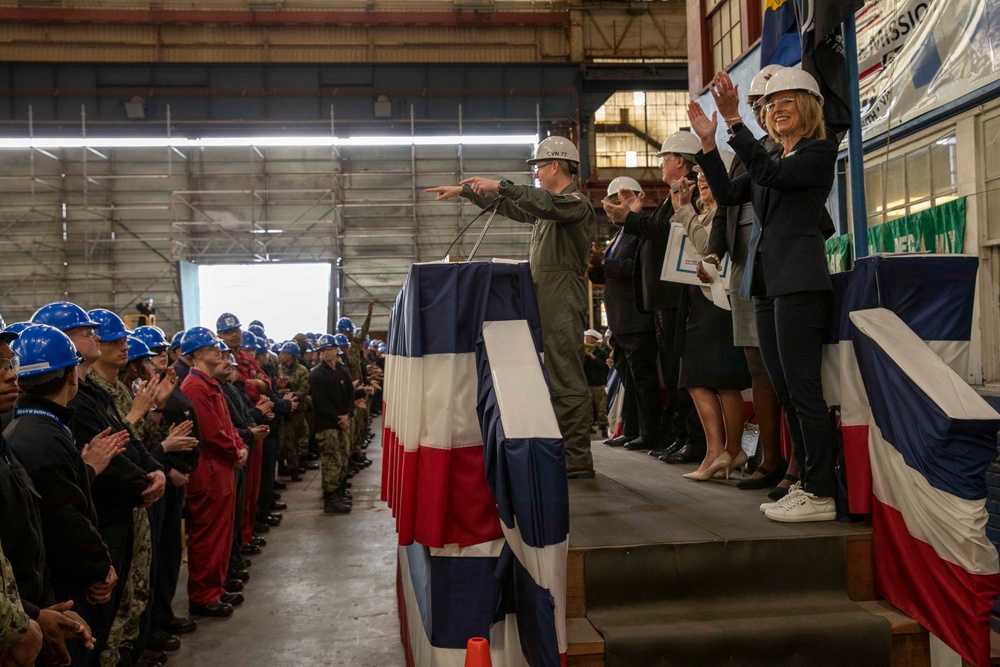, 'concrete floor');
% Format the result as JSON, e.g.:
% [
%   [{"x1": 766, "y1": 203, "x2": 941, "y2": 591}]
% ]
[{"x1": 169, "y1": 418, "x2": 406, "y2": 667}]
